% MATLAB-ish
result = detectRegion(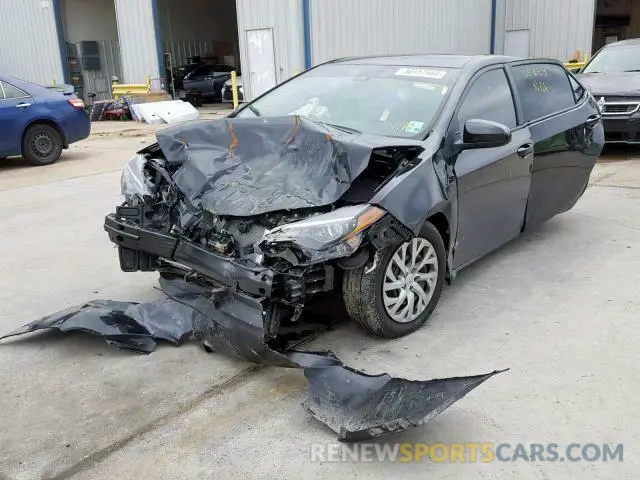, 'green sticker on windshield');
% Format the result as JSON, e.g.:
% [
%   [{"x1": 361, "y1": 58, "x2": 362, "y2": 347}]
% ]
[{"x1": 403, "y1": 121, "x2": 424, "y2": 134}]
